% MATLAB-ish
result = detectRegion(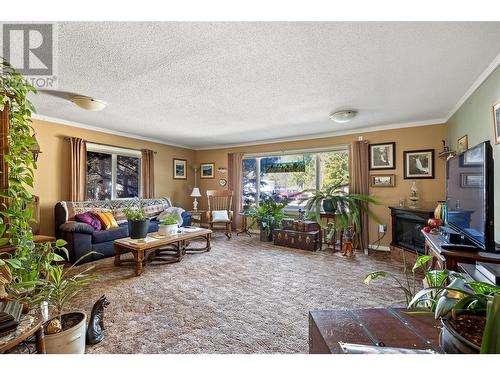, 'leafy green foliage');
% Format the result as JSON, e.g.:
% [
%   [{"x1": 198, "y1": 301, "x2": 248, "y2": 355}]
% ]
[
  {"x1": 123, "y1": 198, "x2": 147, "y2": 221},
  {"x1": 364, "y1": 254, "x2": 448, "y2": 306},
  {"x1": 1, "y1": 57, "x2": 41, "y2": 283},
  {"x1": 41, "y1": 253, "x2": 98, "y2": 322},
  {"x1": 246, "y1": 197, "x2": 288, "y2": 238},
  {"x1": 160, "y1": 213, "x2": 179, "y2": 225},
  {"x1": 304, "y1": 183, "x2": 380, "y2": 240}
]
